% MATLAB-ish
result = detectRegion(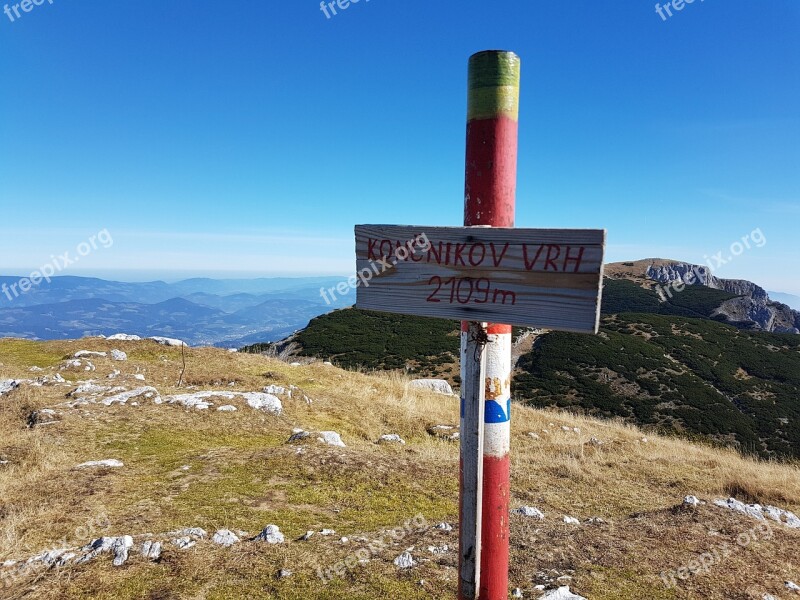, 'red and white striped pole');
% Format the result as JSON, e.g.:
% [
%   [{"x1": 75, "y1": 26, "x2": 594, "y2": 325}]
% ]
[{"x1": 458, "y1": 50, "x2": 520, "y2": 600}]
